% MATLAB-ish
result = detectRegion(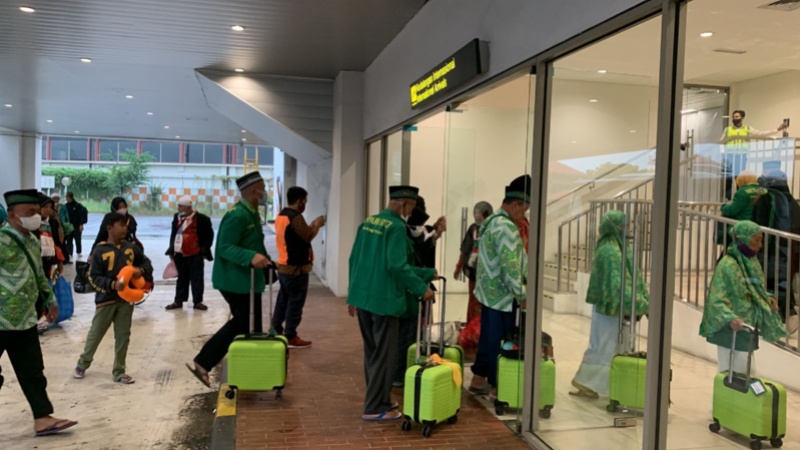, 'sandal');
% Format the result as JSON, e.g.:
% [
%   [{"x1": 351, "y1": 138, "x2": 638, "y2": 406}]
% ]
[
  {"x1": 468, "y1": 384, "x2": 491, "y2": 395},
  {"x1": 186, "y1": 363, "x2": 211, "y2": 388},
  {"x1": 35, "y1": 419, "x2": 78, "y2": 437},
  {"x1": 568, "y1": 389, "x2": 599, "y2": 399},
  {"x1": 362, "y1": 409, "x2": 403, "y2": 422},
  {"x1": 116, "y1": 375, "x2": 135, "y2": 385}
]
